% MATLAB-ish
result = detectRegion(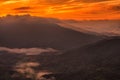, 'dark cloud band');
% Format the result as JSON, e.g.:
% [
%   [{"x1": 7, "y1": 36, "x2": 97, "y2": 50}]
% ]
[{"x1": 13, "y1": 7, "x2": 32, "y2": 10}]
